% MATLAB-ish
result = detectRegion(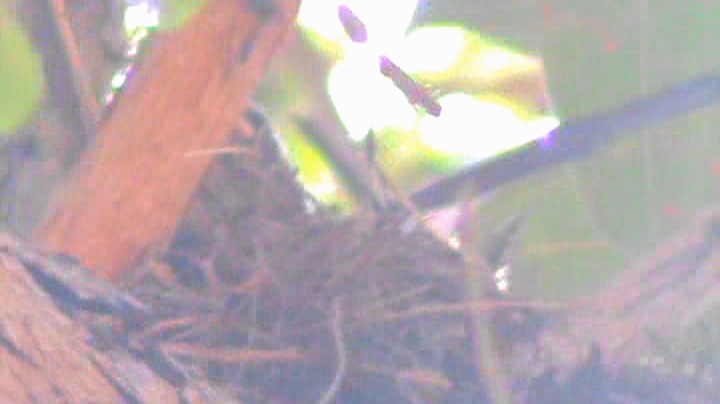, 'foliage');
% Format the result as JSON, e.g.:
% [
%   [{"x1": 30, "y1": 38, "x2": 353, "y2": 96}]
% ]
[
  {"x1": 252, "y1": 1, "x2": 720, "y2": 303},
  {"x1": 156, "y1": 0, "x2": 208, "y2": 30},
  {"x1": 0, "y1": 4, "x2": 44, "y2": 134}
]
